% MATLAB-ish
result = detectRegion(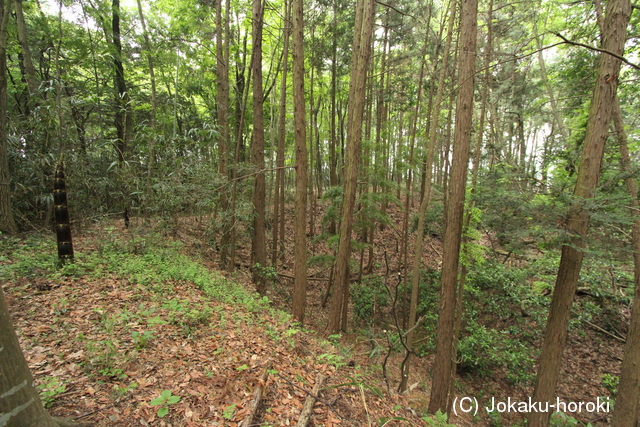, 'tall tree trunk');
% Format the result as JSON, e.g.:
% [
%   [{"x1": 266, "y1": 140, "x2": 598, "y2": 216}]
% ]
[
  {"x1": 315, "y1": 101, "x2": 323, "y2": 199},
  {"x1": 291, "y1": 0, "x2": 307, "y2": 323},
  {"x1": 611, "y1": 95, "x2": 640, "y2": 427},
  {"x1": 112, "y1": 0, "x2": 129, "y2": 163},
  {"x1": 399, "y1": 0, "x2": 455, "y2": 393},
  {"x1": 428, "y1": 0, "x2": 477, "y2": 415},
  {"x1": 217, "y1": 0, "x2": 232, "y2": 269},
  {"x1": 136, "y1": 0, "x2": 158, "y2": 218},
  {"x1": 230, "y1": 30, "x2": 252, "y2": 272},
  {"x1": 251, "y1": 0, "x2": 267, "y2": 295},
  {"x1": 536, "y1": 34, "x2": 566, "y2": 143},
  {"x1": 272, "y1": 0, "x2": 290, "y2": 267},
  {"x1": 14, "y1": 0, "x2": 38, "y2": 107},
  {"x1": 0, "y1": 0, "x2": 17, "y2": 234},
  {"x1": 308, "y1": 60, "x2": 316, "y2": 239},
  {"x1": 328, "y1": 0, "x2": 338, "y2": 235},
  {"x1": 375, "y1": 22, "x2": 389, "y2": 232},
  {"x1": 528, "y1": 1, "x2": 631, "y2": 425},
  {"x1": 326, "y1": 0, "x2": 375, "y2": 334}
]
